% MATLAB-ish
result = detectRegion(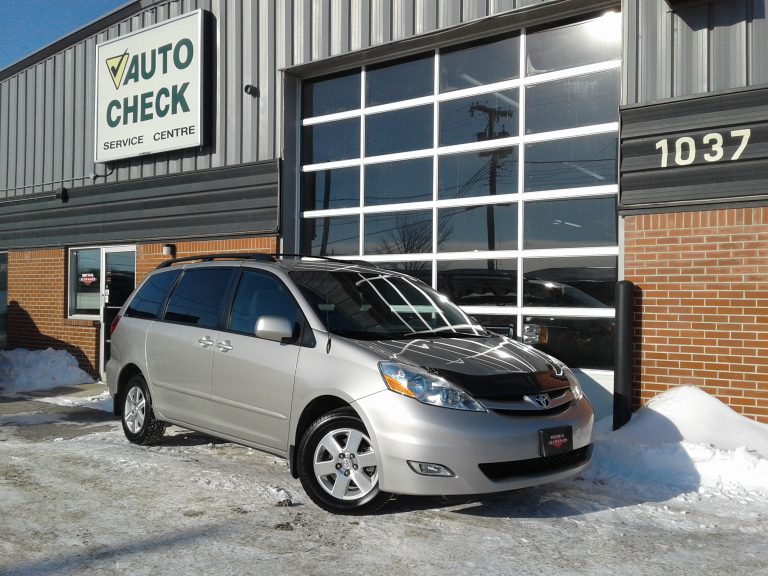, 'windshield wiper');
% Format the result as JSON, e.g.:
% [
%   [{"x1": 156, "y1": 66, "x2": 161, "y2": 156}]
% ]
[{"x1": 401, "y1": 327, "x2": 489, "y2": 339}]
